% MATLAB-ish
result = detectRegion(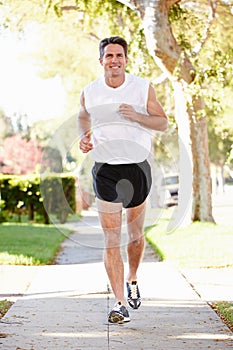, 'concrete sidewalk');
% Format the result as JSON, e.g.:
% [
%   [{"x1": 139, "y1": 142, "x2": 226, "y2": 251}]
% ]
[{"x1": 1, "y1": 209, "x2": 233, "y2": 349}]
